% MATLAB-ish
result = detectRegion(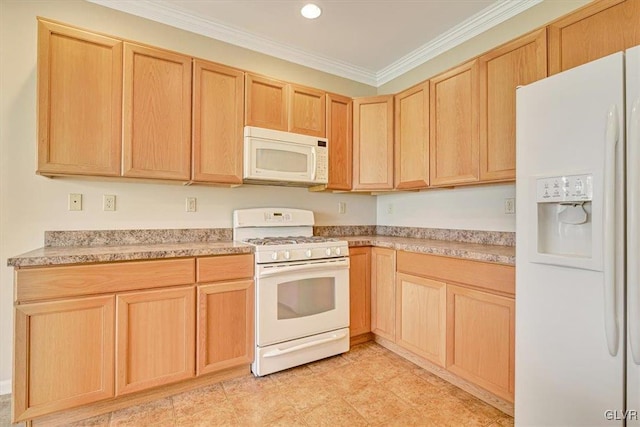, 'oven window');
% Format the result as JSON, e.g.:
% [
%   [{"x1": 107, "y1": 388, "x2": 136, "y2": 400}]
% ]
[
  {"x1": 256, "y1": 148, "x2": 307, "y2": 173},
  {"x1": 277, "y1": 277, "x2": 335, "y2": 319}
]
